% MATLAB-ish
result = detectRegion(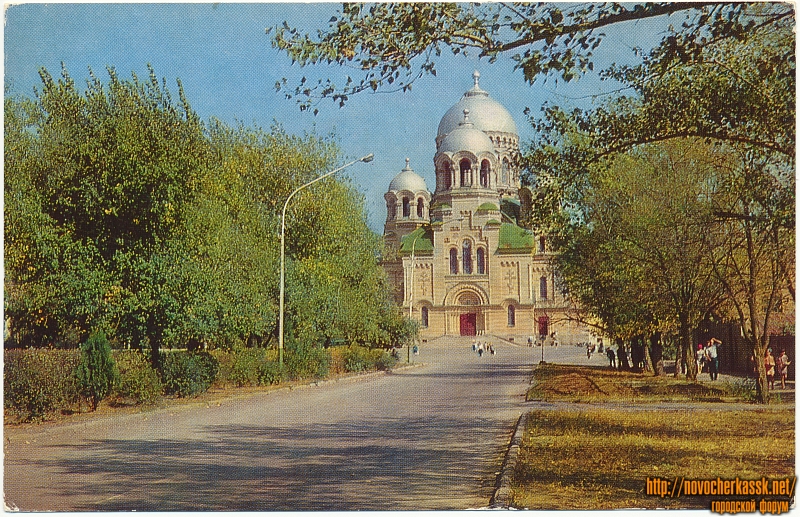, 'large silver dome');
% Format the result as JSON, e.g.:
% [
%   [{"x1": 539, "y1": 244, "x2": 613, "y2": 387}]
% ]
[
  {"x1": 388, "y1": 159, "x2": 429, "y2": 192},
  {"x1": 437, "y1": 71, "x2": 518, "y2": 137}
]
